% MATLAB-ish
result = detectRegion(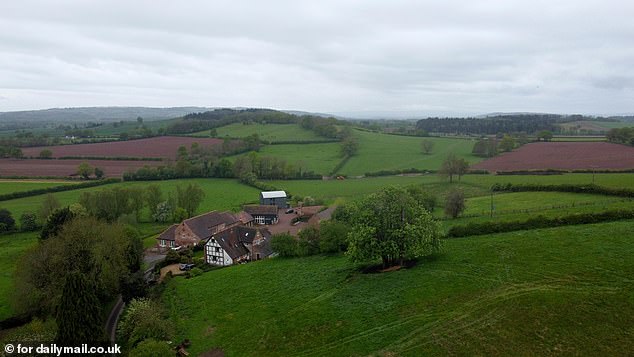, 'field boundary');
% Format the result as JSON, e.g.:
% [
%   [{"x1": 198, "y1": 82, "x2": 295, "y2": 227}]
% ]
[
  {"x1": 0, "y1": 178, "x2": 121, "y2": 202},
  {"x1": 446, "y1": 209, "x2": 634, "y2": 237}
]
